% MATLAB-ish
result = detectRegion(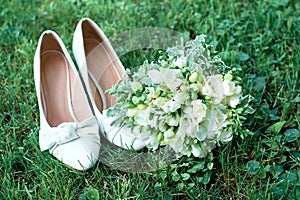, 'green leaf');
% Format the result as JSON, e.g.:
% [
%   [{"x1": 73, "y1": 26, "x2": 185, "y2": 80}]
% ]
[
  {"x1": 238, "y1": 51, "x2": 250, "y2": 61},
  {"x1": 283, "y1": 129, "x2": 299, "y2": 143},
  {"x1": 80, "y1": 187, "x2": 99, "y2": 200},
  {"x1": 245, "y1": 160, "x2": 261, "y2": 175},
  {"x1": 258, "y1": 165, "x2": 266, "y2": 179},
  {"x1": 262, "y1": 138, "x2": 279, "y2": 150},
  {"x1": 171, "y1": 171, "x2": 181, "y2": 182},
  {"x1": 202, "y1": 171, "x2": 211, "y2": 184},
  {"x1": 271, "y1": 164, "x2": 284, "y2": 178},
  {"x1": 177, "y1": 182, "x2": 185, "y2": 190},
  {"x1": 187, "y1": 161, "x2": 205, "y2": 173},
  {"x1": 292, "y1": 96, "x2": 300, "y2": 103},
  {"x1": 154, "y1": 182, "x2": 162, "y2": 190},
  {"x1": 272, "y1": 186, "x2": 285, "y2": 199},
  {"x1": 253, "y1": 77, "x2": 266, "y2": 92},
  {"x1": 274, "y1": 0, "x2": 289, "y2": 7},
  {"x1": 181, "y1": 173, "x2": 190, "y2": 181},
  {"x1": 243, "y1": 106, "x2": 255, "y2": 115},
  {"x1": 278, "y1": 170, "x2": 298, "y2": 185},
  {"x1": 265, "y1": 121, "x2": 286, "y2": 134},
  {"x1": 188, "y1": 183, "x2": 195, "y2": 188}
]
